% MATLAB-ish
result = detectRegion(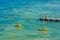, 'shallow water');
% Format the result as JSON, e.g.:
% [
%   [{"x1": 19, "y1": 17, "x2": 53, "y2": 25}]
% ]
[{"x1": 0, "y1": 0, "x2": 60, "y2": 40}]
